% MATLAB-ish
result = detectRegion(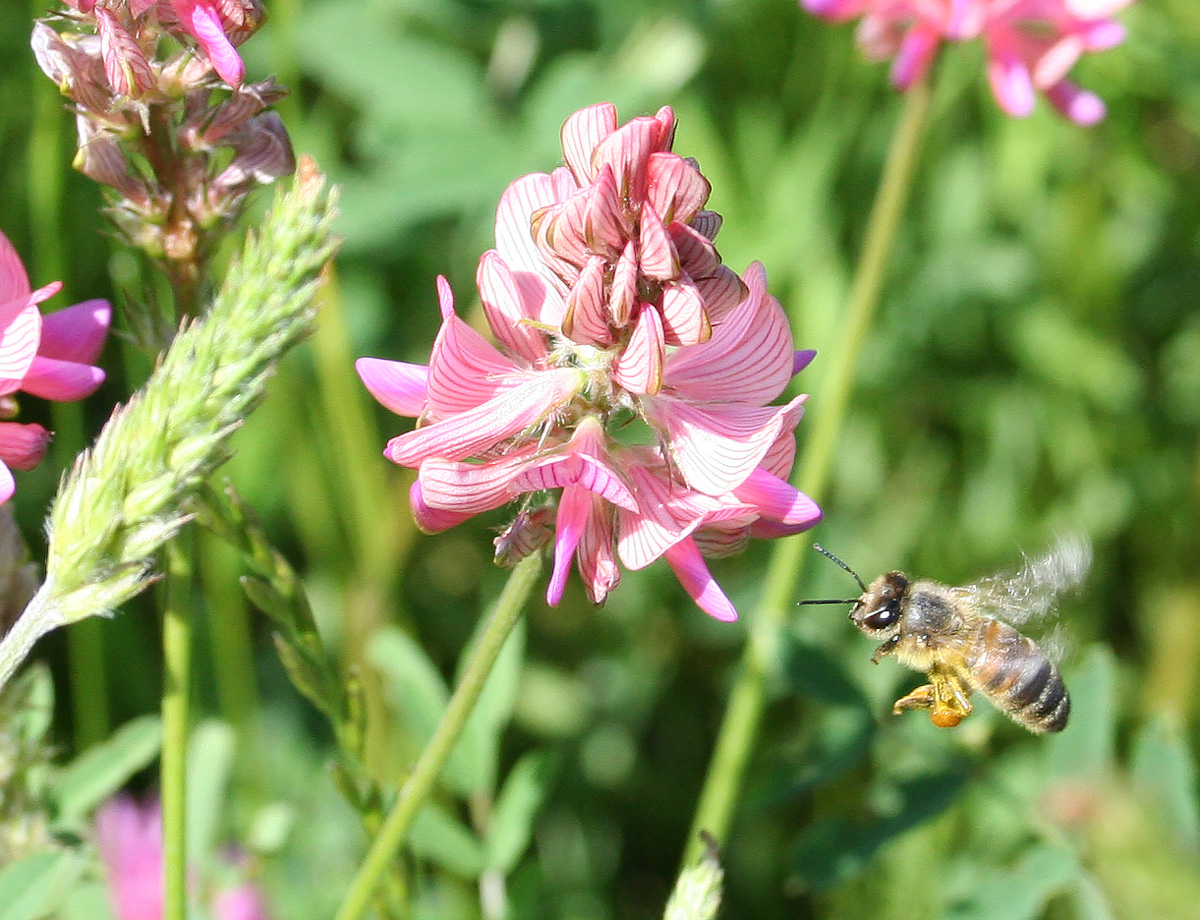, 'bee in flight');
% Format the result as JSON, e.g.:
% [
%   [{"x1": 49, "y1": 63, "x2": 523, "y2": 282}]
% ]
[{"x1": 801, "y1": 536, "x2": 1091, "y2": 734}]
